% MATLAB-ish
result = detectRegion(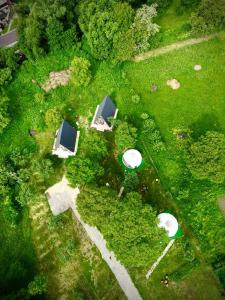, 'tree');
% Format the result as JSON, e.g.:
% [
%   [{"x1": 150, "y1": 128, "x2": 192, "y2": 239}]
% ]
[
  {"x1": 187, "y1": 131, "x2": 225, "y2": 184},
  {"x1": 70, "y1": 57, "x2": 92, "y2": 87},
  {"x1": 0, "y1": 94, "x2": 10, "y2": 134},
  {"x1": 28, "y1": 274, "x2": 47, "y2": 296},
  {"x1": 66, "y1": 157, "x2": 104, "y2": 187},
  {"x1": 132, "y1": 4, "x2": 160, "y2": 54},
  {"x1": 115, "y1": 121, "x2": 137, "y2": 153},
  {"x1": 80, "y1": 131, "x2": 108, "y2": 160},
  {"x1": 0, "y1": 68, "x2": 12, "y2": 86},
  {"x1": 147, "y1": 0, "x2": 172, "y2": 12},
  {"x1": 123, "y1": 172, "x2": 139, "y2": 192},
  {"x1": 78, "y1": 0, "x2": 134, "y2": 61},
  {"x1": 17, "y1": 0, "x2": 78, "y2": 58},
  {"x1": 45, "y1": 108, "x2": 62, "y2": 130},
  {"x1": 77, "y1": 187, "x2": 168, "y2": 267},
  {"x1": 191, "y1": 0, "x2": 225, "y2": 33}
]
